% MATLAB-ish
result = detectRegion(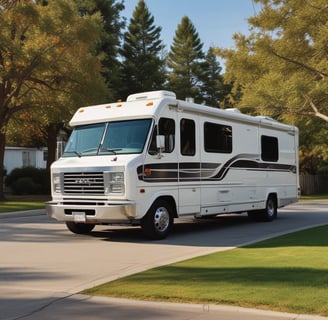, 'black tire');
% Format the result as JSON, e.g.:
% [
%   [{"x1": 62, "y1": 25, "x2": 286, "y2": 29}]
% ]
[
  {"x1": 141, "y1": 199, "x2": 174, "y2": 240},
  {"x1": 248, "y1": 195, "x2": 277, "y2": 222},
  {"x1": 66, "y1": 222, "x2": 95, "y2": 234},
  {"x1": 262, "y1": 195, "x2": 277, "y2": 222}
]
